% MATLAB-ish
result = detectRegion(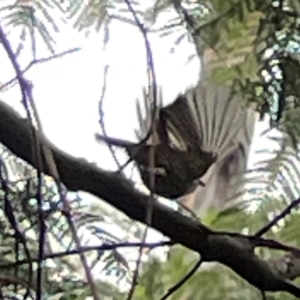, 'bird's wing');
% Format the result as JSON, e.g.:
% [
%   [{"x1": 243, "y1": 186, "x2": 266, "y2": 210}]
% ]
[
  {"x1": 158, "y1": 95, "x2": 201, "y2": 152},
  {"x1": 135, "y1": 88, "x2": 188, "y2": 150},
  {"x1": 135, "y1": 82, "x2": 256, "y2": 215},
  {"x1": 142, "y1": 83, "x2": 248, "y2": 159},
  {"x1": 135, "y1": 89, "x2": 151, "y2": 142}
]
